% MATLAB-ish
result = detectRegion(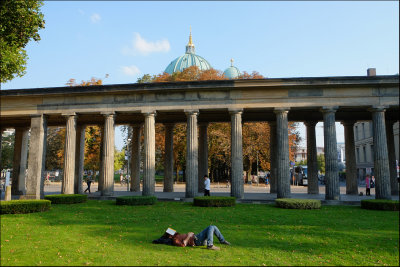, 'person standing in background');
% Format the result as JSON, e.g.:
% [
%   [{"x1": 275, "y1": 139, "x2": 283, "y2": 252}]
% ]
[{"x1": 204, "y1": 174, "x2": 210, "y2": 196}]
